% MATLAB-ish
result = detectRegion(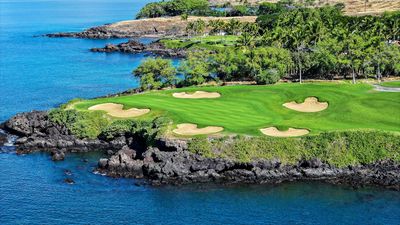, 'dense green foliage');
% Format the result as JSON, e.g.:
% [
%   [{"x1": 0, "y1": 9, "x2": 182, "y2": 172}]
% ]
[
  {"x1": 133, "y1": 58, "x2": 177, "y2": 90},
  {"x1": 134, "y1": 3, "x2": 399, "y2": 88},
  {"x1": 188, "y1": 131, "x2": 400, "y2": 167},
  {"x1": 136, "y1": 0, "x2": 209, "y2": 19},
  {"x1": 49, "y1": 108, "x2": 169, "y2": 141},
  {"x1": 255, "y1": 6, "x2": 400, "y2": 82},
  {"x1": 213, "y1": 47, "x2": 293, "y2": 83},
  {"x1": 136, "y1": 0, "x2": 257, "y2": 19},
  {"x1": 178, "y1": 51, "x2": 214, "y2": 85},
  {"x1": 49, "y1": 109, "x2": 110, "y2": 139},
  {"x1": 100, "y1": 117, "x2": 170, "y2": 145},
  {"x1": 74, "y1": 83, "x2": 400, "y2": 136}
]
